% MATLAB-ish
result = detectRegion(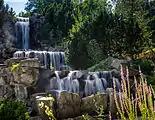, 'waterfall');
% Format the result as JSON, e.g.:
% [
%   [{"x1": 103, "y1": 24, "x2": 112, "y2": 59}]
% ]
[
  {"x1": 49, "y1": 70, "x2": 121, "y2": 97},
  {"x1": 84, "y1": 80, "x2": 95, "y2": 96},
  {"x1": 15, "y1": 17, "x2": 29, "y2": 49},
  {"x1": 13, "y1": 51, "x2": 66, "y2": 70}
]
